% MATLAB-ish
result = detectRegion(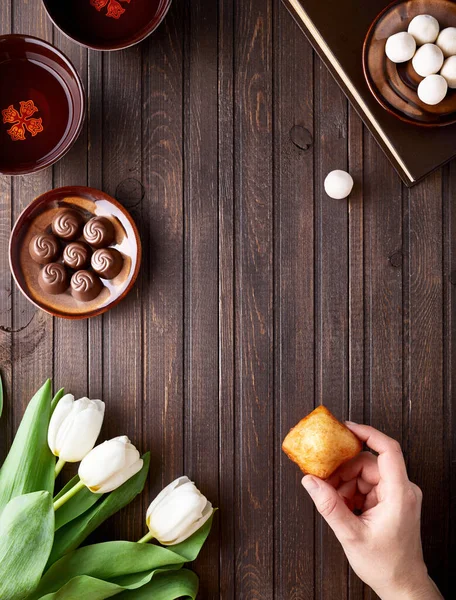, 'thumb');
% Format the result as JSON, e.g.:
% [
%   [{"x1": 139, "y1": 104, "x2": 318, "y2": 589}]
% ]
[{"x1": 302, "y1": 475, "x2": 362, "y2": 543}]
